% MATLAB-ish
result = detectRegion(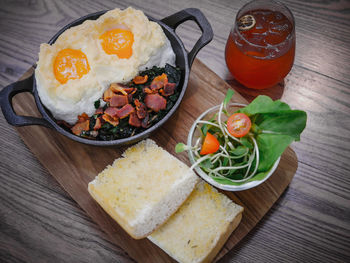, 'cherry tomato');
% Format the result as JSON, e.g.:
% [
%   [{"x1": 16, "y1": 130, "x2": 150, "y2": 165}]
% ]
[
  {"x1": 200, "y1": 132, "x2": 220, "y2": 155},
  {"x1": 227, "y1": 113, "x2": 251, "y2": 138}
]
